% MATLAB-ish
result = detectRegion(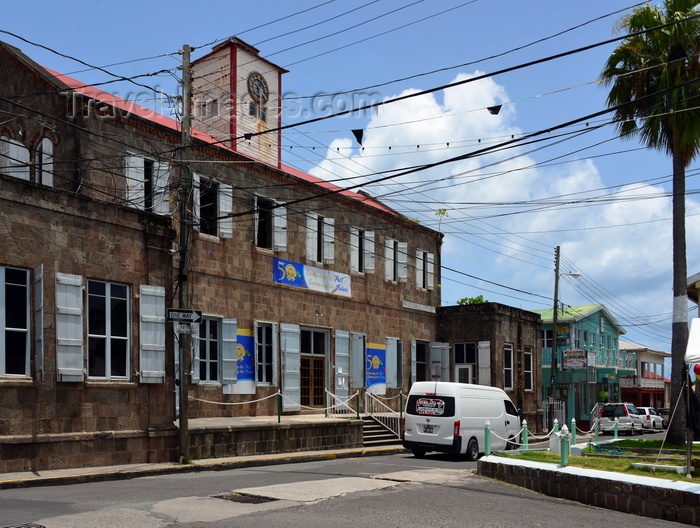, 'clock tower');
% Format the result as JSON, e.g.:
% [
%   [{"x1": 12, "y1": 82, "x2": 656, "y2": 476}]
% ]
[{"x1": 190, "y1": 37, "x2": 287, "y2": 168}]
